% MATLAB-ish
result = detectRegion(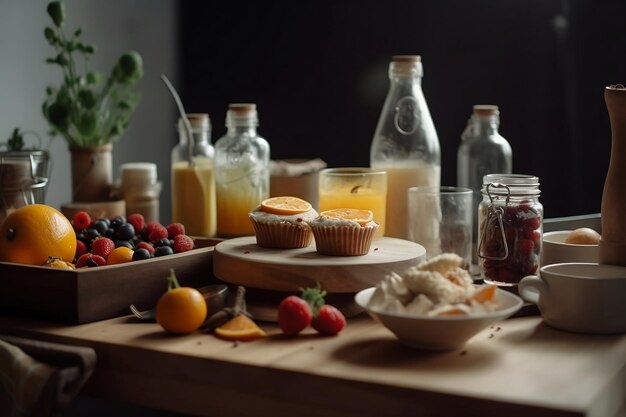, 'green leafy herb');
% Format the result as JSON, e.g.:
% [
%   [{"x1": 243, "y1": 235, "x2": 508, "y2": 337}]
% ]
[{"x1": 41, "y1": 1, "x2": 143, "y2": 148}]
